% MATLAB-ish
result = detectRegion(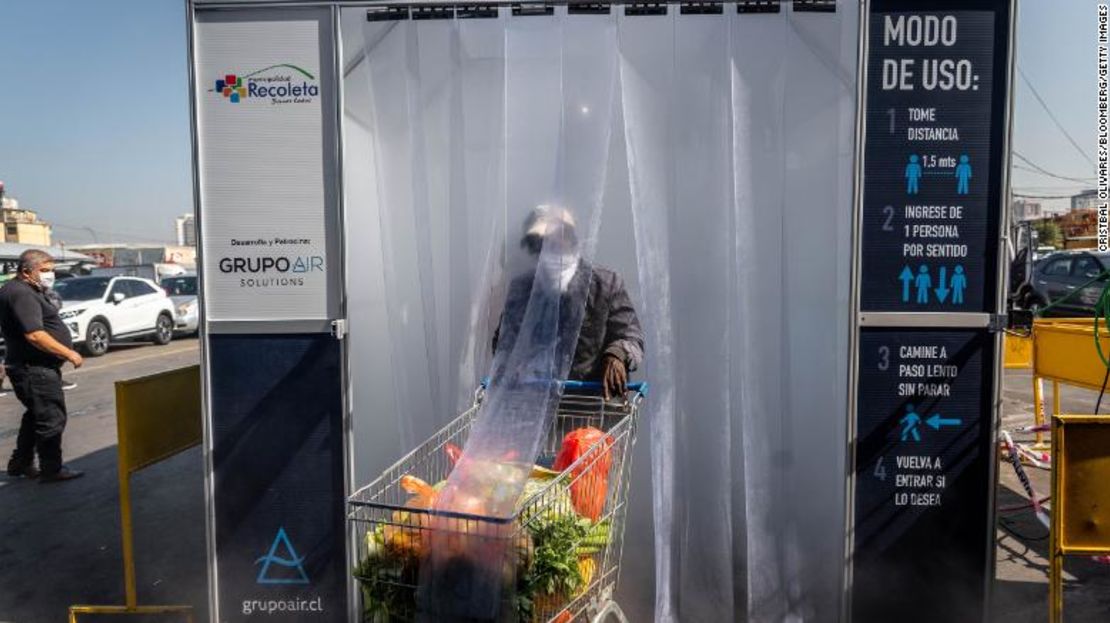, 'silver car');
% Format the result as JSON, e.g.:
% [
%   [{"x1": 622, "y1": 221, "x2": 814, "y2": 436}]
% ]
[{"x1": 162, "y1": 274, "x2": 198, "y2": 334}]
